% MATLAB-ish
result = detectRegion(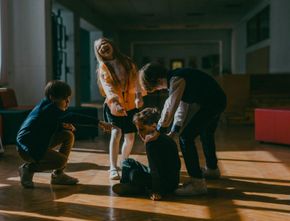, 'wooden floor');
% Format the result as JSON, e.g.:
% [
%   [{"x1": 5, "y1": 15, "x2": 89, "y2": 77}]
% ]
[{"x1": 0, "y1": 125, "x2": 289, "y2": 221}]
